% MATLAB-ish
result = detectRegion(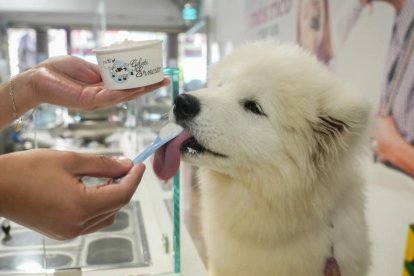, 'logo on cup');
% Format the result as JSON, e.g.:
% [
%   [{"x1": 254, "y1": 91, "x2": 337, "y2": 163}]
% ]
[
  {"x1": 103, "y1": 59, "x2": 131, "y2": 83},
  {"x1": 103, "y1": 57, "x2": 162, "y2": 84}
]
